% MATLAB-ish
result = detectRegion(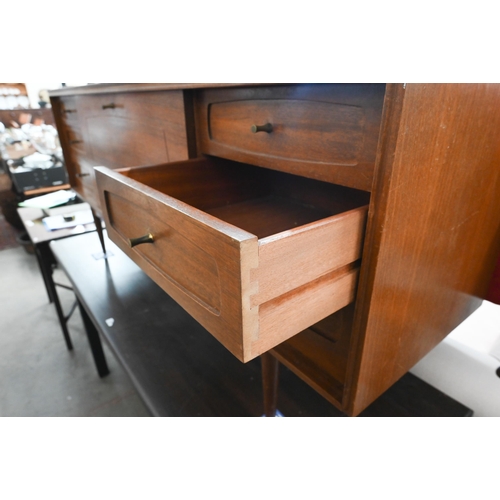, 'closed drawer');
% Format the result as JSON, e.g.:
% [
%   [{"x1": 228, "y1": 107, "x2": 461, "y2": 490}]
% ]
[
  {"x1": 65, "y1": 126, "x2": 84, "y2": 152},
  {"x1": 73, "y1": 161, "x2": 100, "y2": 209},
  {"x1": 57, "y1": 96, "x2": 78, "y2": 118},
  {"x1": 77, "y1": 91, "x2": 189, "y2": 169},
  {"x1": 95, "y1": 157, "x2": 369, "y2": 362},
  {"x1": 195, "y1": 84, "x2": 386, "y2": 191},
  {"x1": 53, "y1": 90, "x2": 191, "y2": 216}
]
